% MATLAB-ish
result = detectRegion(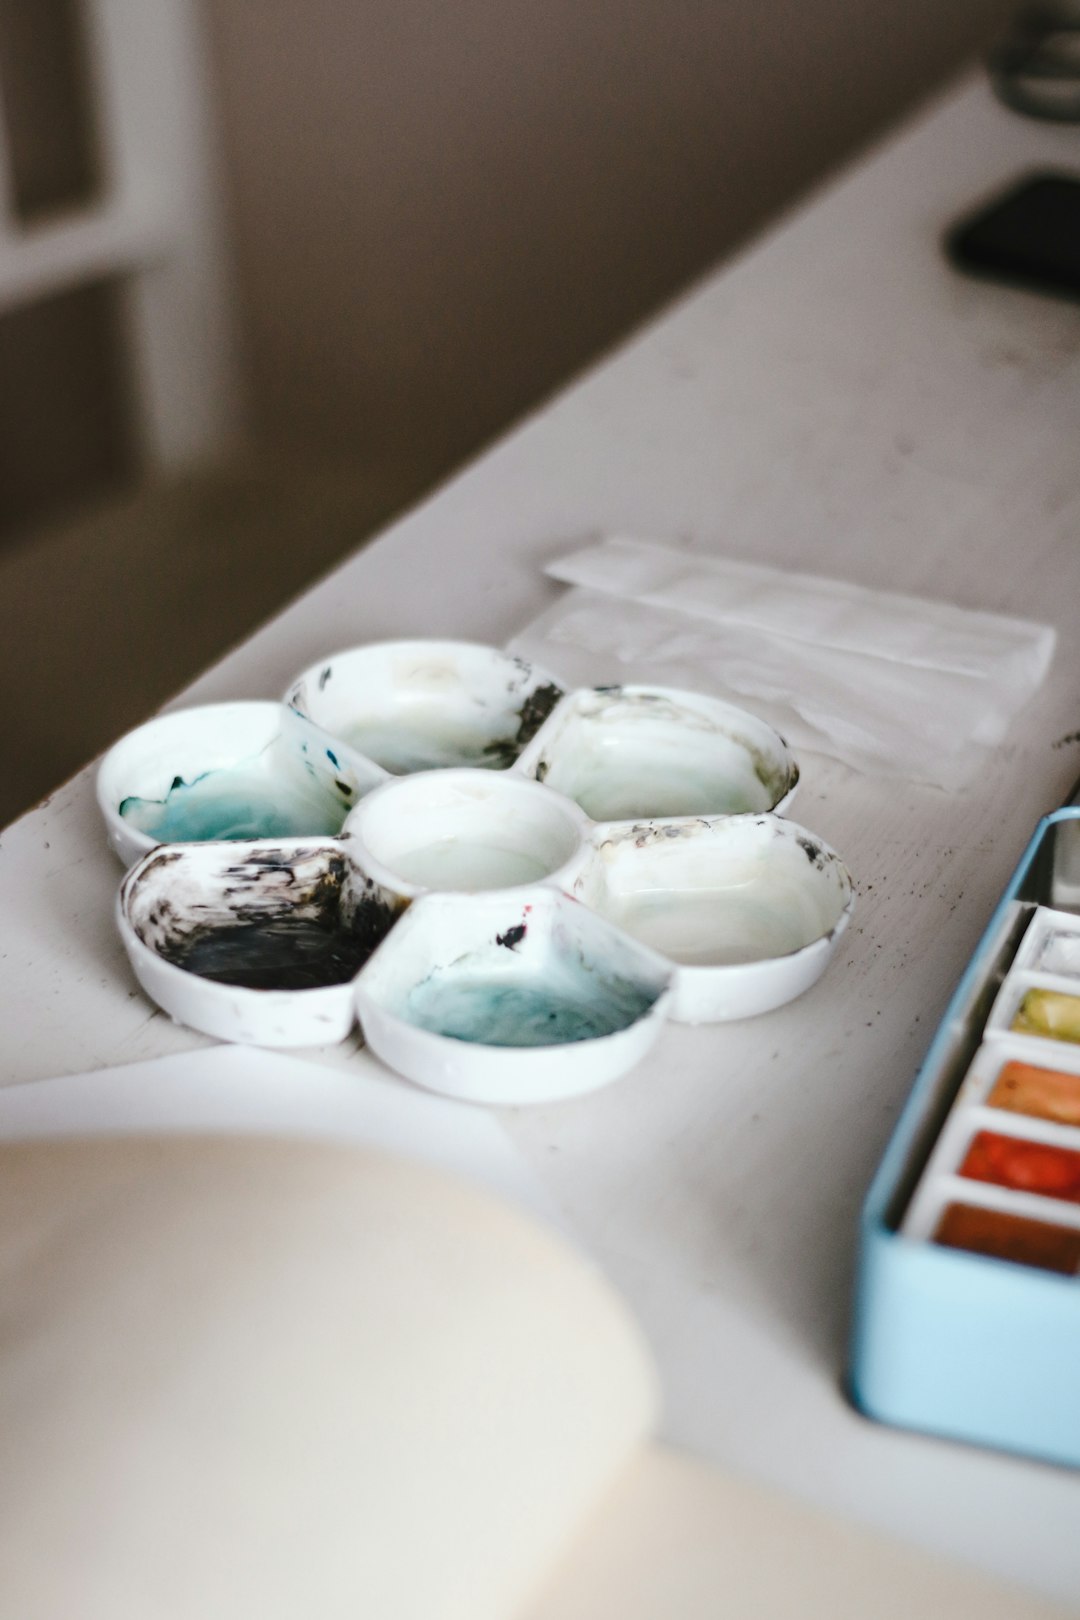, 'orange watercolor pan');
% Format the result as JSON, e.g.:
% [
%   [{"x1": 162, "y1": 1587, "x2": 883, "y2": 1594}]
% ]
[{"x1": 987, "y1": 1058, "x2": 1080, "y2": 1127}]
